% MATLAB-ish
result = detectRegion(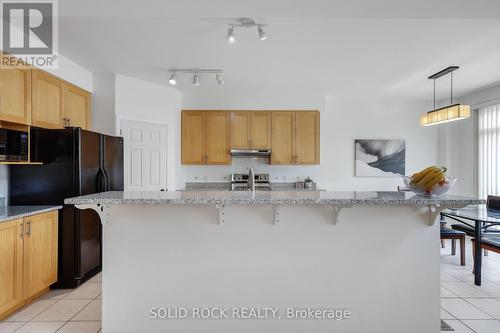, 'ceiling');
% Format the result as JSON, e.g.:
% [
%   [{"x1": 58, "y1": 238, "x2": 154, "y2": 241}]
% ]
[{"x1": 58, "y1": 0, "x2": 500, "y2": 100}]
